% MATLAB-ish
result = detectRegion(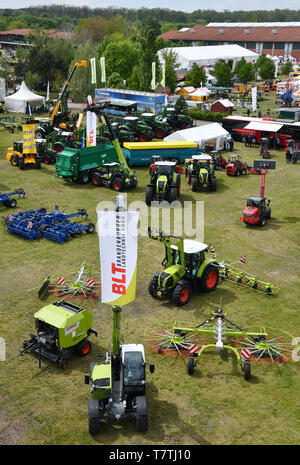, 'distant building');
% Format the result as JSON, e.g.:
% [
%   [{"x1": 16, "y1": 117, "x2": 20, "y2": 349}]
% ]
[
  {"x1": 158, "y1": 22, "x2": 300, "y2": 61},
  {"x1": 211, "y1": 99, "x2": 234, "y2": 115},
  {"x1": 95, "y1": 88, "x2": 167, "y2": 115},
  {"x1": 0, "y1": 28, "x2": 73, "y2": 52}
]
